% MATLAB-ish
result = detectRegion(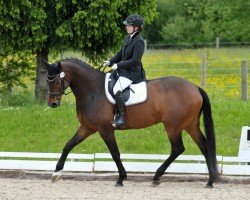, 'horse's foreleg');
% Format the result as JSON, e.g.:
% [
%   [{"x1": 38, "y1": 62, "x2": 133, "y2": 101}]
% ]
[
  {"x1": 153, "y1": 131, "x2": 184, "y2": 186},
  {"x1": 52, "y1": 126, "x2": 94, "y2": 182},
  {"x1": 100, "y1": 130, "x2": 127, "y2": 187}
]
